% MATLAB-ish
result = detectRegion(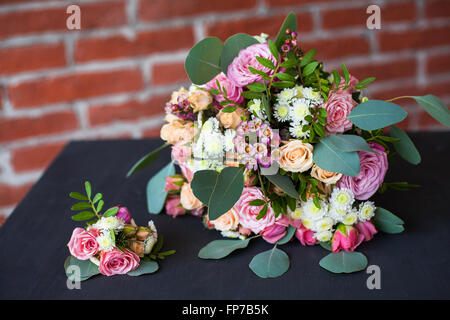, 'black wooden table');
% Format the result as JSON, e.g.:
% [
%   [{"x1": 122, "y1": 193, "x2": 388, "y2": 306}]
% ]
[{"x1": 0, "y1": 132, "x2": 449, "y2": 299}]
